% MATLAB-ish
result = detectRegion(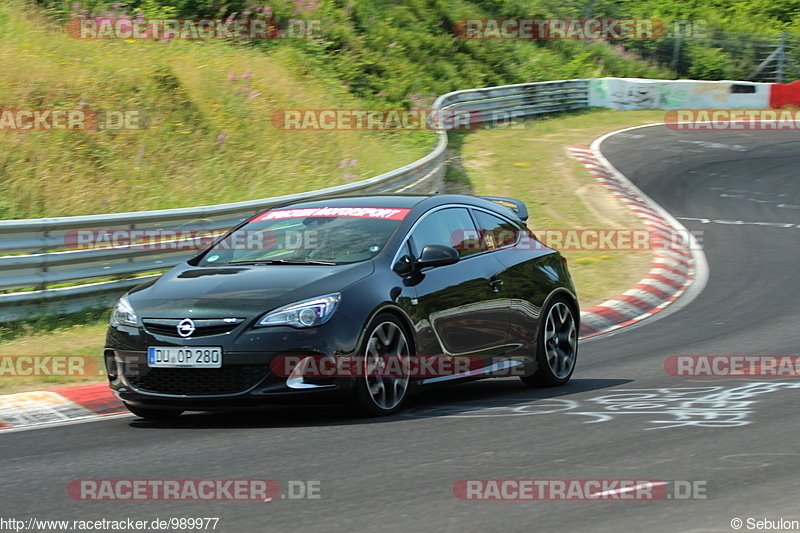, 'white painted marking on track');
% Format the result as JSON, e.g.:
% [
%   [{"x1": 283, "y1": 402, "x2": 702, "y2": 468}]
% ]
[
  {"x1": 595, "y1": 481, "x2": 668, "y2": 498},
  {"x1": 678, "y1": 217, "x2": 800, "y2": 228}
]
